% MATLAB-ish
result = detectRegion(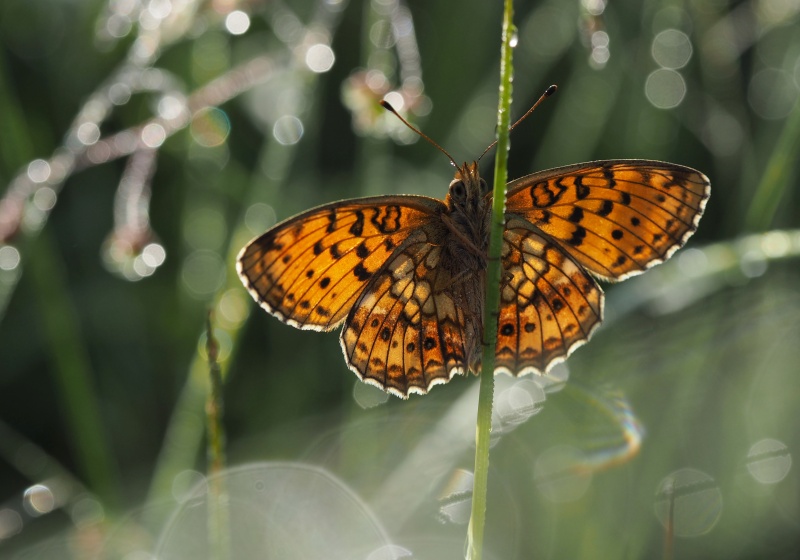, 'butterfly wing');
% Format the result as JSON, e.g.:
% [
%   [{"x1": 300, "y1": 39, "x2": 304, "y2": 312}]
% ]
[
  {"x1": 340, "y1": 237, "x2": 481, "y2": 398},
  {"x1": 494, "y1": 220, "x2": 604, "y2": 375},
  {"x1": 237, "y1": 196, "x2": 445, "y2": 331},
  {"x1": 505, "y1": 160, "x2": 710, "y2": 281}
]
